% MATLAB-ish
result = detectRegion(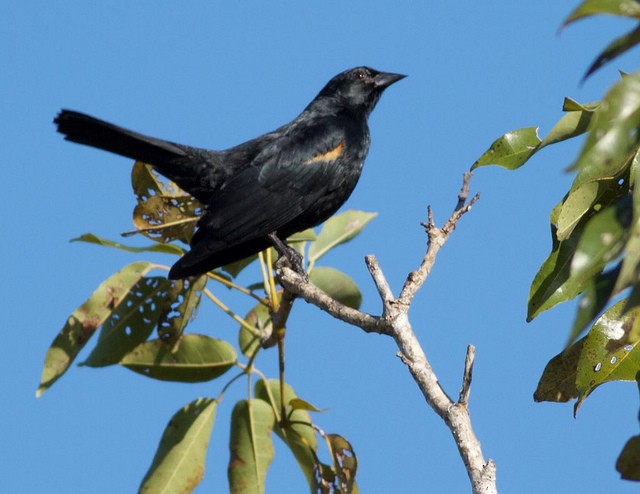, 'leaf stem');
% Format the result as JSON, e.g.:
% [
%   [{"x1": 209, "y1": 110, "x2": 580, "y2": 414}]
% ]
[{"x1": 202, "y1": 288, "x2": 262, "y2": 337}]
